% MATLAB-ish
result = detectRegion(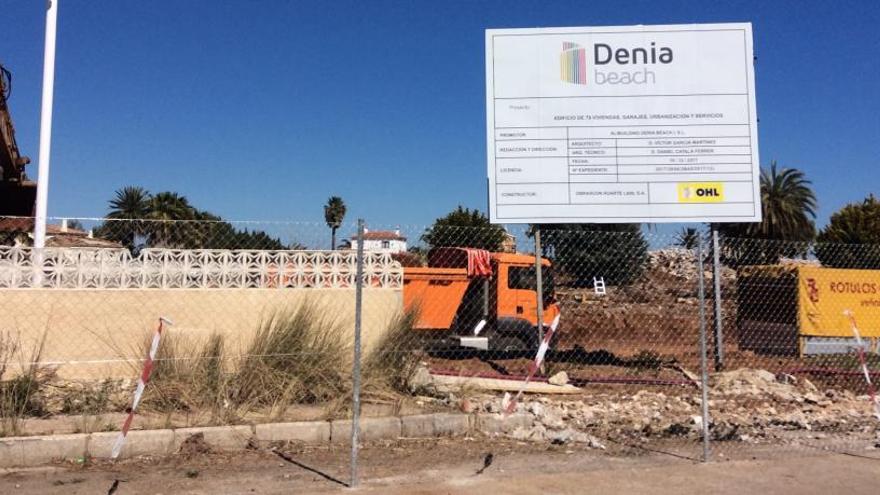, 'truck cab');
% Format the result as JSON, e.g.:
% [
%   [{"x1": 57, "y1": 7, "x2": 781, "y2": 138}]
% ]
[{"x1": 402, "y1": 247, "x2": 560, "y2": 352}]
